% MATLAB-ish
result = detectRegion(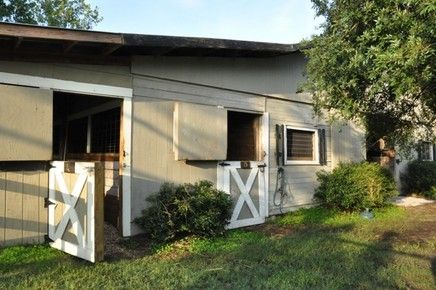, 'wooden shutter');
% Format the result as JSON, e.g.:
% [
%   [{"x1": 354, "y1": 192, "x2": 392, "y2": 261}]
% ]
[
  {"x1": 276, "y1": 124, "x2": 284, "y2": 166},
  {"x1": 0, "y1": 84, "x2": 53, "y2": 161},
  {"x1": 173, "y1": 102, "x2": 227, "y2": 160},
  {"x1": 318, "y1": 128, "x2": 327, "y2": 165}
]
